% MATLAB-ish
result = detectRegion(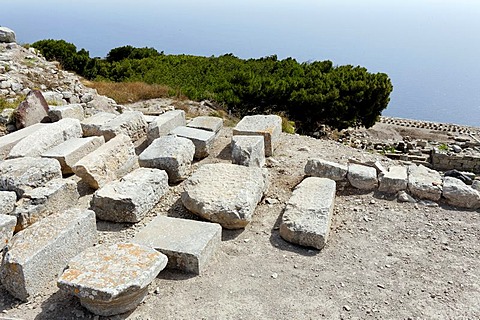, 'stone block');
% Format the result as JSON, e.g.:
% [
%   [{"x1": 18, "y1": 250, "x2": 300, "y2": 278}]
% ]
[
  {"x1": 72, "y1": 134, "x2": 137, "y2": 189},
  {"x1": 0, "y1": 123, "x2": 48, "y2": 160},
  {"x1": 147, "y1": 110, "x2": 186, "y2": 143},
  {"x1": 133, "y1": 216, "x2": 221, "y2": 274},
  {"x1": 170, "y1": 126, "x2": 216, "y2": 159},
  {"x1": 91, "y1": 168, "x2": 168, "y2": 223},
  {"x1": 182, "y1": 163, "x2": 269, "y2": 229},
  {"x1": 57, "y1": 243, "x2": 167, "y2": 316},
  {"x1": 280, "y1": 177, "x2": 336, "y2": 250},
  {"x1": 378, "y1": 166, "x2": 408, "y2": 194},
  {"x1": 407, "y1": 165, "x2": 443, "y2": 201},
  {"x1": 13, "y1": 90, "x2": 50, "y2": 129},
  {"x1": 0, "y1": 157, "x2": 62, "y2": 197},
  {"x1": 138, "y1": 135, "x2": 195, "y2": 183},
  {"x1": 13, "y1": 179, "x2": 80, "y2": 231},
  {"x1": 48, "y1": 103, "x2": 85, "y2": 122},
  {"x1": 347, "y1": 163, "x2": 378, "y2": 190},
  {"x1": 81, "y1": 112, "x2": 116, "y2": 137},
  {"x1": 232, "y1": 115, "x2": 282, "y2": 157},
  {"x1": 1, "y1": 209, "x2": 97, "y2": 301},
  {"x1": 187, "y1": 116, "x2": 223, "y2": 134},
  {"x1": 42, "y1": 136, "x2": 105, "y2": 174},
  {"x1": 442, "y1": 177, "x2": 480, "y2": 209},
  {"x1": 304, "y1": 158, "x2": 348, "y2": 182},
  {"x1": 0, "y1": 191, "x2": 16, "y2": 215},
  {"x1": 8, "y1": 118, "x2": 83, "y2": 158},
  {"x1": 96, "y1": 111, "x2": 147, "y2": 142},
  {"x1": 0, "y1": 214, "x2": 16, "y2": 248},
  {"x1": 231, "y1": 135, "x2": 265, "y2": 167}
]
